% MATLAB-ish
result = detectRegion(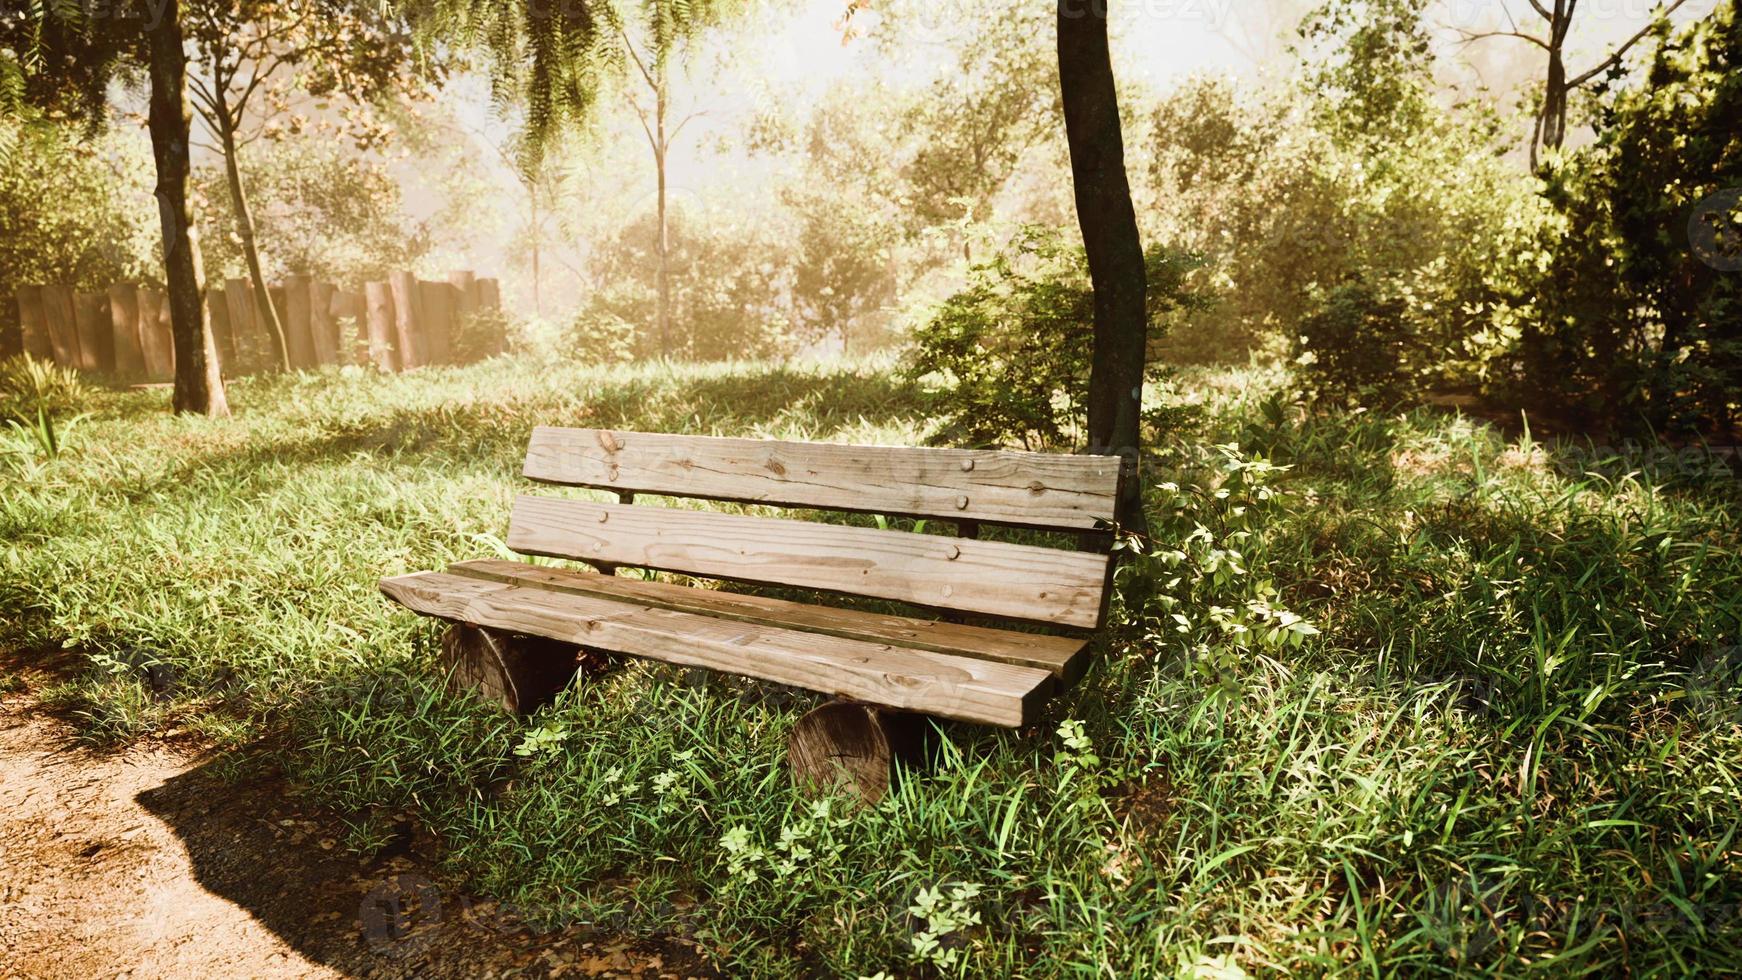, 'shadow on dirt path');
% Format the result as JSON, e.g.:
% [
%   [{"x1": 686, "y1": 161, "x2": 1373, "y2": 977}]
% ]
[{"x1": 0, "y1": 682, "x2": 715, "y2": 979}]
